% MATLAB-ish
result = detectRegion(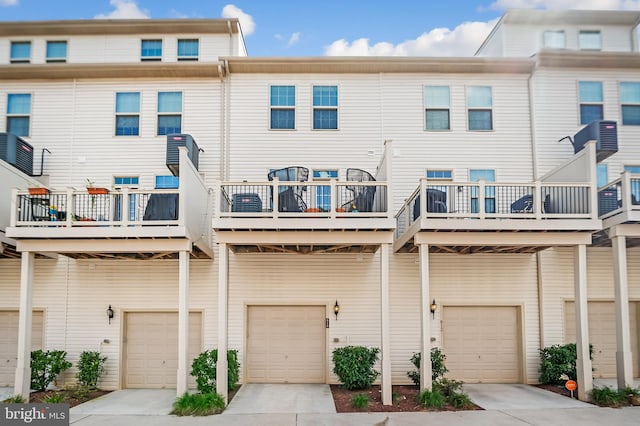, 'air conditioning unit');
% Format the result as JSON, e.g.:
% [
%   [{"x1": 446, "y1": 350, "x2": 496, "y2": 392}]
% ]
[
  {"x1": 598, "y1": 188, "x2": 618, "y2": 216},
  {"x1": 0, "y1": 132, "x2": 34, "y2": 175},
  {"x1": 166, "y1": 134, "x2": 200, "y2": 176},
  {"x1": 573, "y1": 120, "x2": 618, "y2": 162}
]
